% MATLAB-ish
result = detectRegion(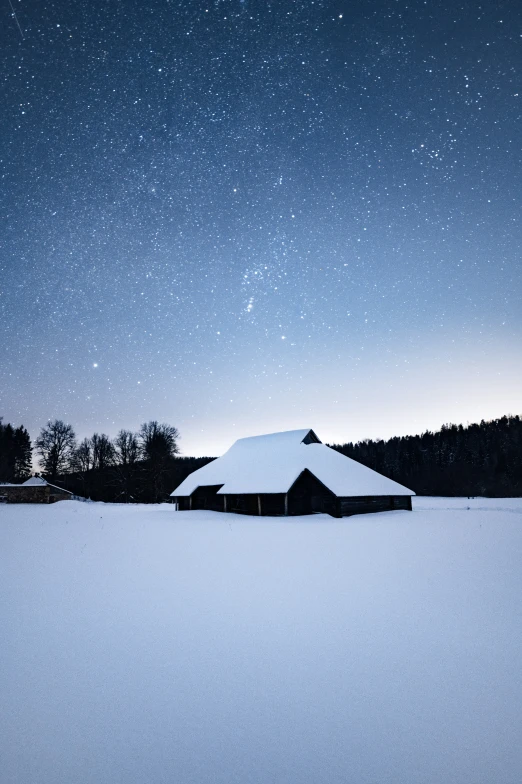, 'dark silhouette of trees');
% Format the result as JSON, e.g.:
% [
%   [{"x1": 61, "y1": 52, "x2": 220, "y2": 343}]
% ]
[
  {"x1": 69, "y1": 433, "x2": 115, "y2": 499},
  {"x1": 112, "y1": 430, "x2": 140, "y2": 502},
  {"x1": 70, "y1": 438, "x2": 93, "y2": 496},
  {"x1": 0, "y1": 419, "x2": 14, "y2": 480},
  {"x1": 139, "y1": 421, "x2": 180, "y2": 502},
  {"x1": 35, "y1": 420, "x2": 76, "y2": 481},
  {"x1": 91, "y1": 433, "x2": 115, "y2": 471},
  {"x1": 0, "y1": 419, "x2": 32, "y2": 481},
  {"x1": 13, "y1": 425, "x2": 32, "y2": 479},
  {"x1": 72, "y1": 439, "x2": 93, "y2": 475},
  {"x1": 139, "y1": 421, "x2": 180, "y2": 462},
  {"x1": 62, "y1": 422, "x2": 191, "y2": 502},
  {"x1": 6, "y1": 413, "x2": 519, "y2": 503},
  {"x1": 330, "y1": 415, "x2": 522, "y2": 497},
  {"x1": 2, "y1": 416, "x2": 212, "y2": 501},
  {"x1": 114, "y1": 430, "x2": 139, "y2": 466}
]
